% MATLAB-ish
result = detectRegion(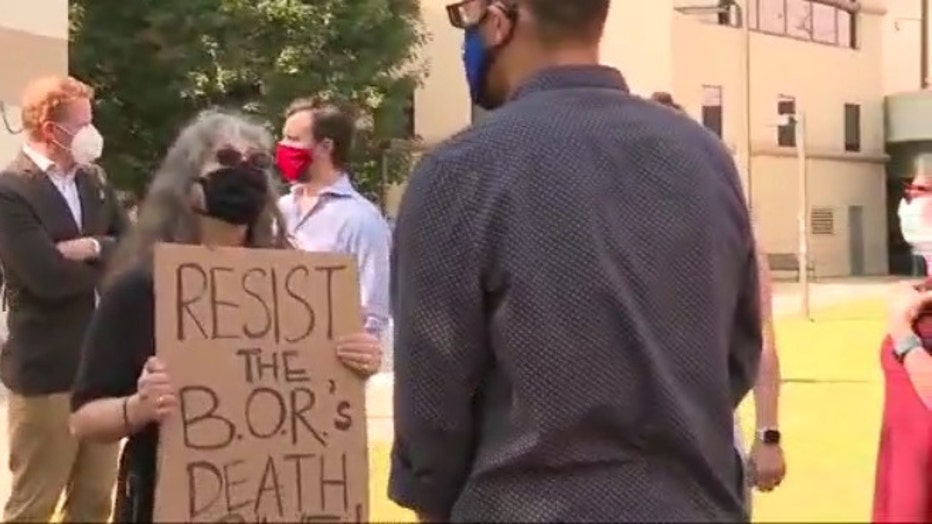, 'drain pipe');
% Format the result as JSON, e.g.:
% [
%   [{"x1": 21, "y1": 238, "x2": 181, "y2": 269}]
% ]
[{"x1": 922, "y1": 0, "x2": 929, "y2": 88}]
